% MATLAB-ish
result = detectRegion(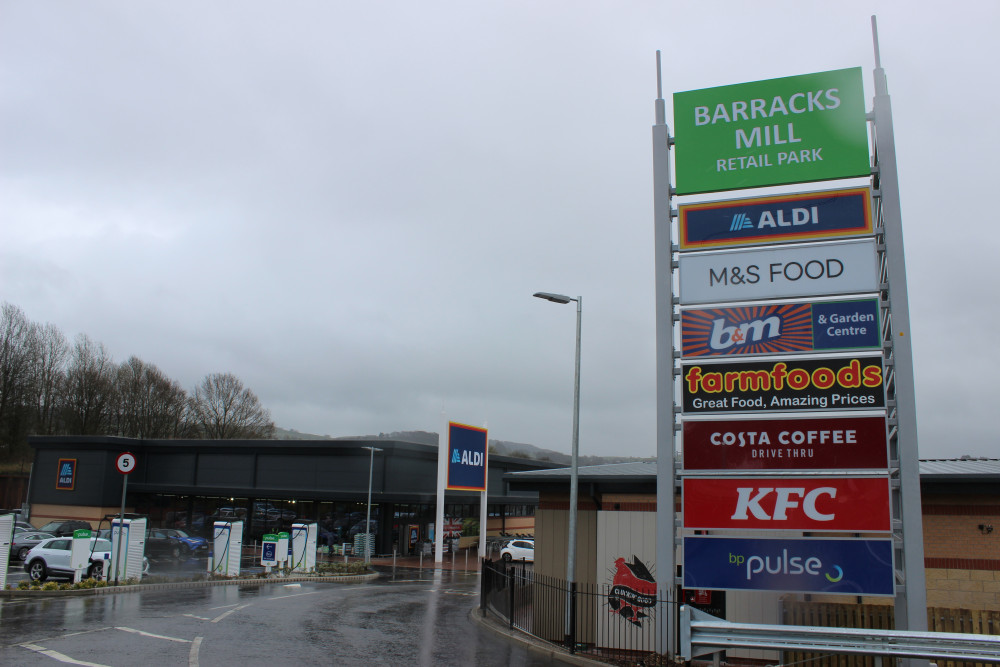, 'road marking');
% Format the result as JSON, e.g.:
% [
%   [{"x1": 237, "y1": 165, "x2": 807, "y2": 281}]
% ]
[
  {"x1": 20, "y1": 643, "x2": 110, "y2": 666},
  {"x1": 211, "y1": 603, "x2": 252, "y2": 623},
  {"x1": 183, "y1": 613, "x2": 212, "y2": 621},
  {"x1": 207, "y1": 603, "x2": 239, "y2": 611},
  {"x1": 189, "y1": 636, "x2": 203, "y2": 667},
  {"x1": 267, "y1": 590, "x2": 320, "y2": 601},
  {"x1": 115, "y1": 626, "x2": 191, "y2": 643}
]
